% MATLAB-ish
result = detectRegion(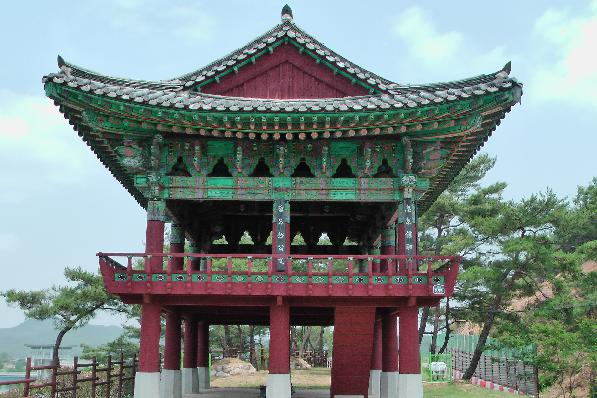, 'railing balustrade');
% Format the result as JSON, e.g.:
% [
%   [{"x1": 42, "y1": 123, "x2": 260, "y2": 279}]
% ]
[{"x1": 99, "y1": 253, "x2": 460, "y2": 297}]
